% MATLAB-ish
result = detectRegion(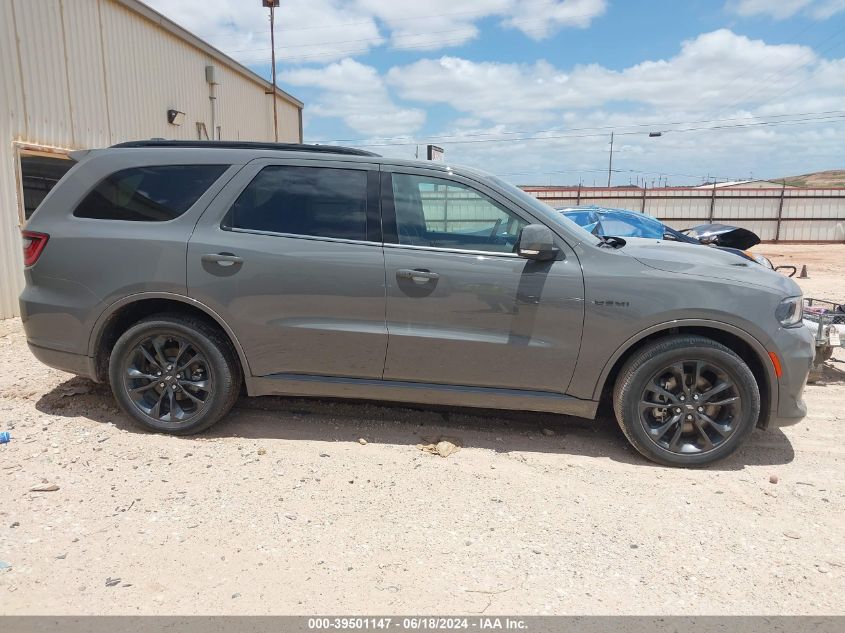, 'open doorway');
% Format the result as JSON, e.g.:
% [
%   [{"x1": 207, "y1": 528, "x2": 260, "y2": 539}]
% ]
[{"x1": 17, "y1": 148, "x2": 74, "y2": 221}]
